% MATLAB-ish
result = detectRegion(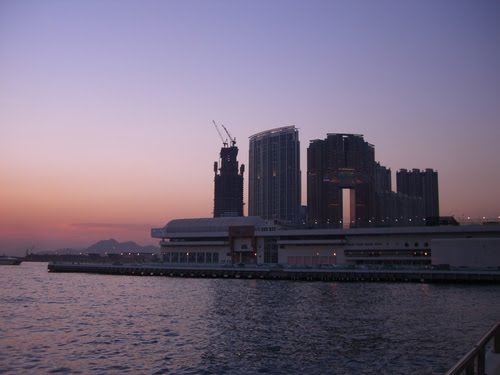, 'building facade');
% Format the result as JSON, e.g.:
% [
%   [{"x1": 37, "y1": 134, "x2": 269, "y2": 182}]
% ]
[
  {"x1": 248, "y1": 126, "x2": 301, "y2": 225},
  {"x1": 151, "y1": 217, "x2": 500, "y2": 268},
  {"x1": 213, "y1": 145, "x2": 244, "y2": 217},
  {"x1": 307, "y1": 133, "x2": 440, "y2": 228},
  {"x1": 397, "y1": 168, "x2": 439, "y2": 219},
  {"x1": 307, "y1": 134, "x2": 376, "y2": 228}
]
